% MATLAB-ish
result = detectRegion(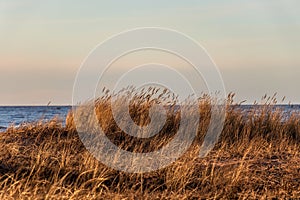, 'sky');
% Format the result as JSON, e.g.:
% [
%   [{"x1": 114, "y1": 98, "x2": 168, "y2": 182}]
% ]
[{"x1": 0, "y1": 0, "x2": 300, "y2": 105}]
